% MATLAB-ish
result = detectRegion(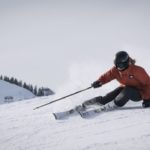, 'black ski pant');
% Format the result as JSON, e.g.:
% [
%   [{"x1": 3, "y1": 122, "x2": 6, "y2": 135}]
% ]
[{"x1": 95, "y1": 86, "x2": 142, "y2": 107}]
